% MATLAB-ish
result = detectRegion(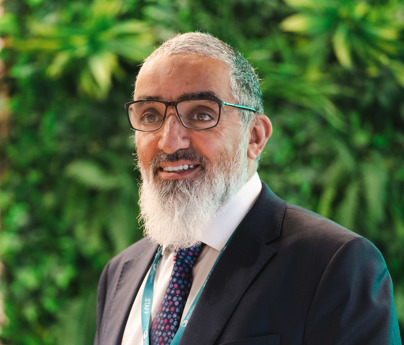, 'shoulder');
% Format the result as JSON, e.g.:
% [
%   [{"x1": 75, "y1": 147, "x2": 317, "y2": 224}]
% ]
[
  {"x1": 98, "y1": 237, "x2": 156, "y2": 291},
  {"x1": 97, "y1": 237, "x2": 157, "y2": 301},
  {"x1": 256, "y1": 184, "x2": 400, "y2": 343},
  {"x1": 283, "y1": 203, "x2": 360, "y2": 241},
  {"x1": 257, "y1": 183, "x2": 383, "y2": 265},
  {"x1": 257, "y1": 183, "x2": 363, "y2": 247},
  {"x1": 270, "y1": 201, "x2": 390, "y2": 296},
  {"x1": 105, "y1": 237, "x2": 156, "y2": 273},
  {"x1": 277, "y1": 202, "x2": 385, "y2": 270}
]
